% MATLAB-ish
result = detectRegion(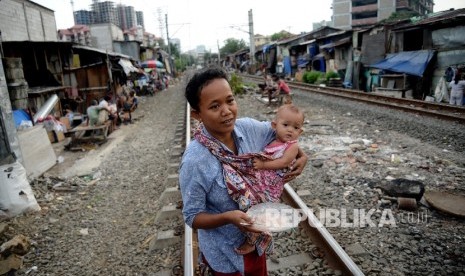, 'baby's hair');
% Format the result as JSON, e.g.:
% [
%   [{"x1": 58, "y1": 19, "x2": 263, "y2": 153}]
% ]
[{"x1": 276, "y1": 104, "x2": 305, "y2": 122}]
